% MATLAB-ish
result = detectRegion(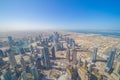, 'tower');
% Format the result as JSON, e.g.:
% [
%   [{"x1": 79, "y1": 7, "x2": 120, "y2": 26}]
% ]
[
  {"x1": 92, "y1": 47, "x2": 98, "y2": 62},
  {"x1": 0, "y1": 57, "x2": 4, "y2": 67},
  {"x1": 0, "y1": 49, "x2": 4, "y2": 57},
  {"x1": 35, "y1": 57, "x2": 42, "y2": 69},
  {"x1": 21, "y1": 71, "x2": 27, "y2": 80},
  {"x1": 72, "y1": 49, "x2": 77, "y2": 62},
  {"x1": 8, "y1": 49, "x2": 17, "y2": 68},
  {"x1": 3, "y1": 67, "x2": 11, "y2": 80},
  {"x1": 83, "y1": 60, "x2": 87, "y2": 68},
  {"x1": 31, "y1": 66, "x2": 39, "y2": 80},
  {"x1": 11, "y1": 73, "x2": 17, "y2": 80},
  {"x1": 42, "y1": 47, "x2": 51, "y2": 69},
  {"x1": 29, "y1": 54, "x2": 34, "y2": 64},
  {"x1": 51, "y1": 46, "x2": 56, "y2": 59},
  {"x1": 8, "y1": 36, "x2": 14, "y2": 47},
  {"x1": 66, "y1": 48, "x2": 70, "y2": 62},
  {"x1": 20, "y1": 56, "x2": 26, "y2": 70},
  {"x1": 105, "y1": 50, "x2": 116, "y2": 73},
  {"x1": 88, "y1": 64, "x2": 92, "y2": 73},
  {"x1": 77, "y1": 56, "x2": 82, "y2": 67}
]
